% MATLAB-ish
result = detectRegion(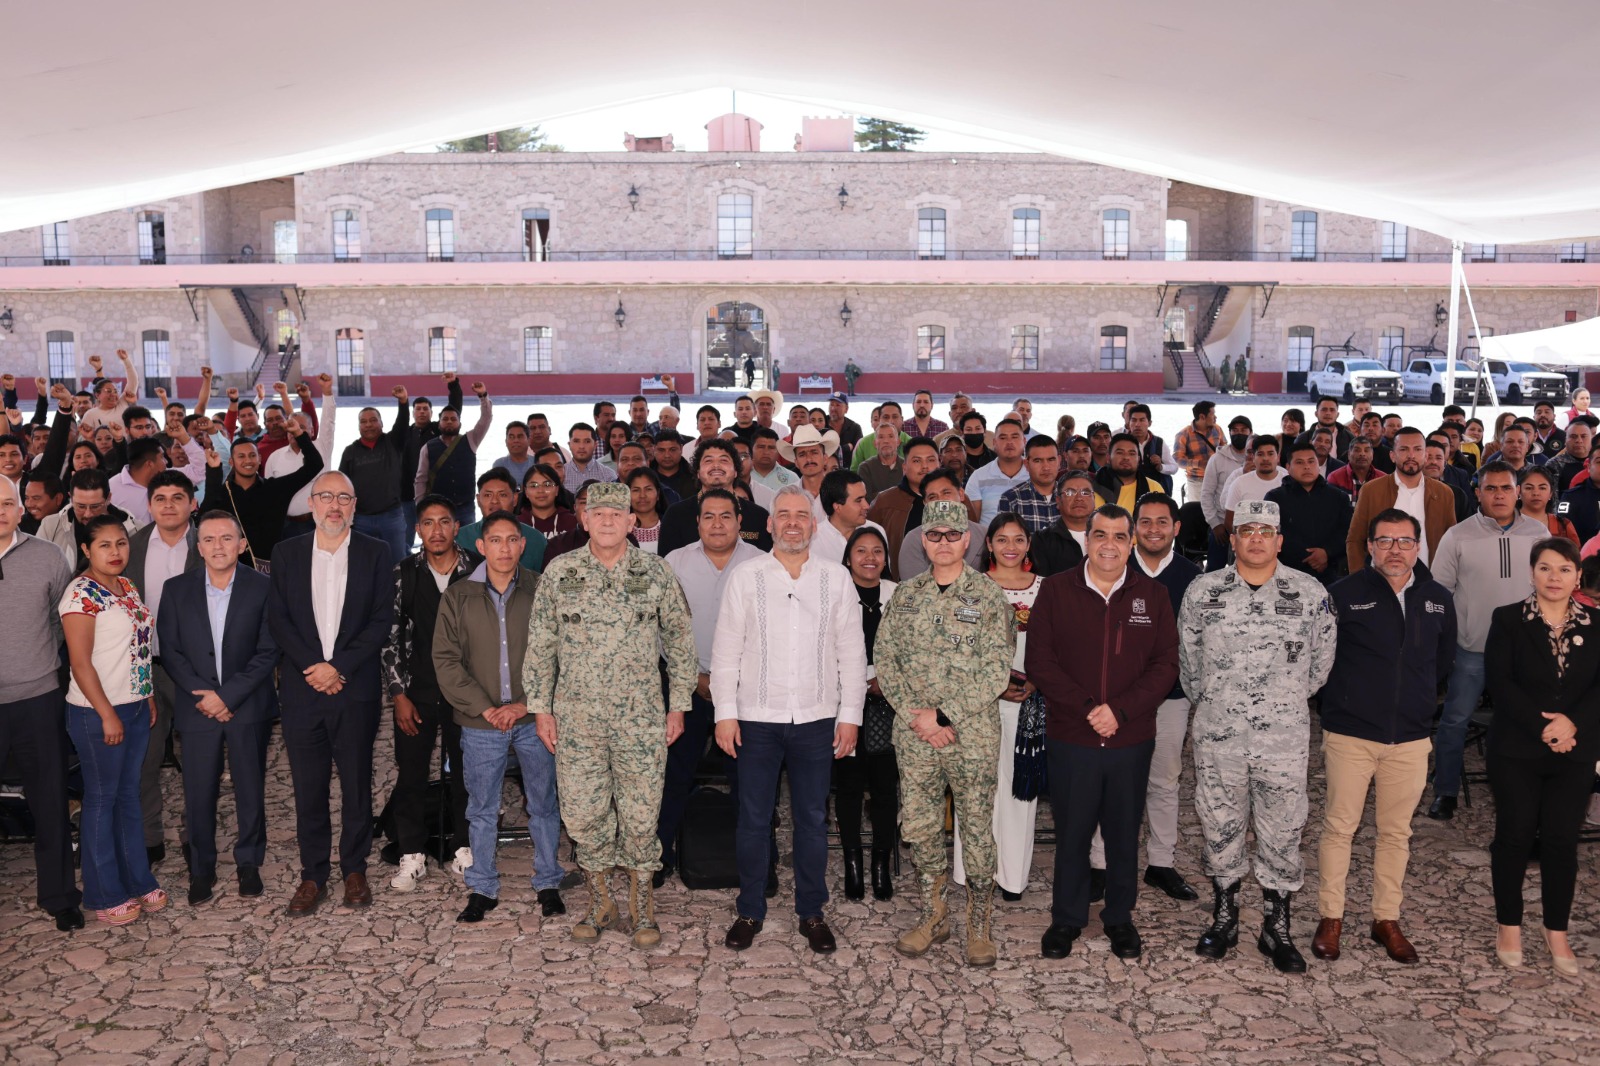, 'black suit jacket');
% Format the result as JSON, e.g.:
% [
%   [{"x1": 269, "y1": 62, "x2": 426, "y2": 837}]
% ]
[
  {"x1": 156, "y1": 566, "x2": 280, "y2": 724},
  {"x1": 124, "y1": 524, "x2": 202, "y2": 604},
  {"x1": 268, "y1": 531, "x2": 395, "y2": 708},
  {"x1": 1485, "y1": 600, "x2": 1600, "y2": 767}
]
